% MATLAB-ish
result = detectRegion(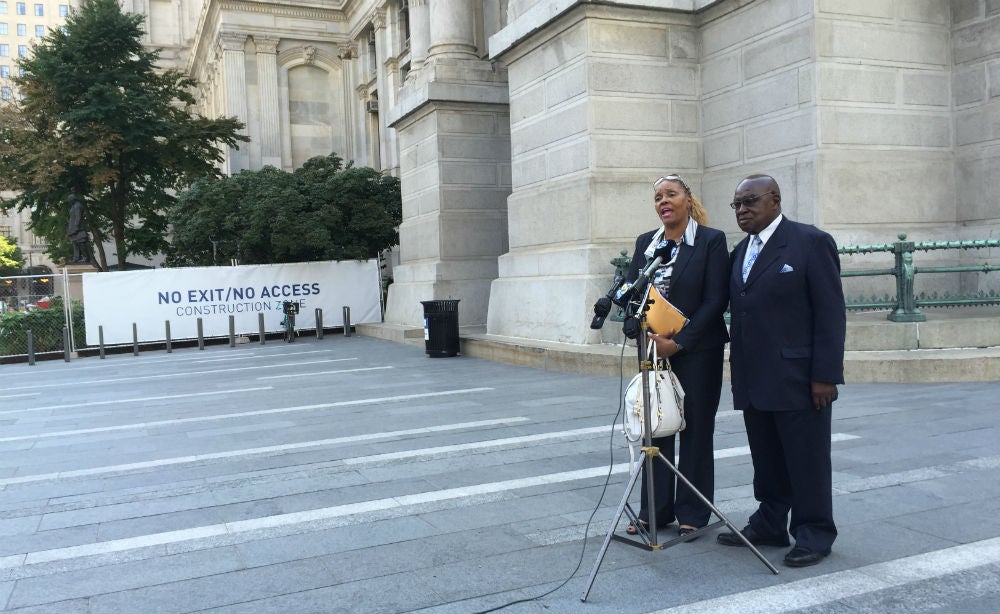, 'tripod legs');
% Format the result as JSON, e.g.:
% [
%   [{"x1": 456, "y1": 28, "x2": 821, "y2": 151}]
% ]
[
  {"x1": 580, "y1": 449, "x2": 778, "y2": 602},
  {"x1": 652, "y1": 449, "x2": 779, "y2": 575},
  {"x1": 580, "y1": 450, "x2": 648, "y2": 602}
]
